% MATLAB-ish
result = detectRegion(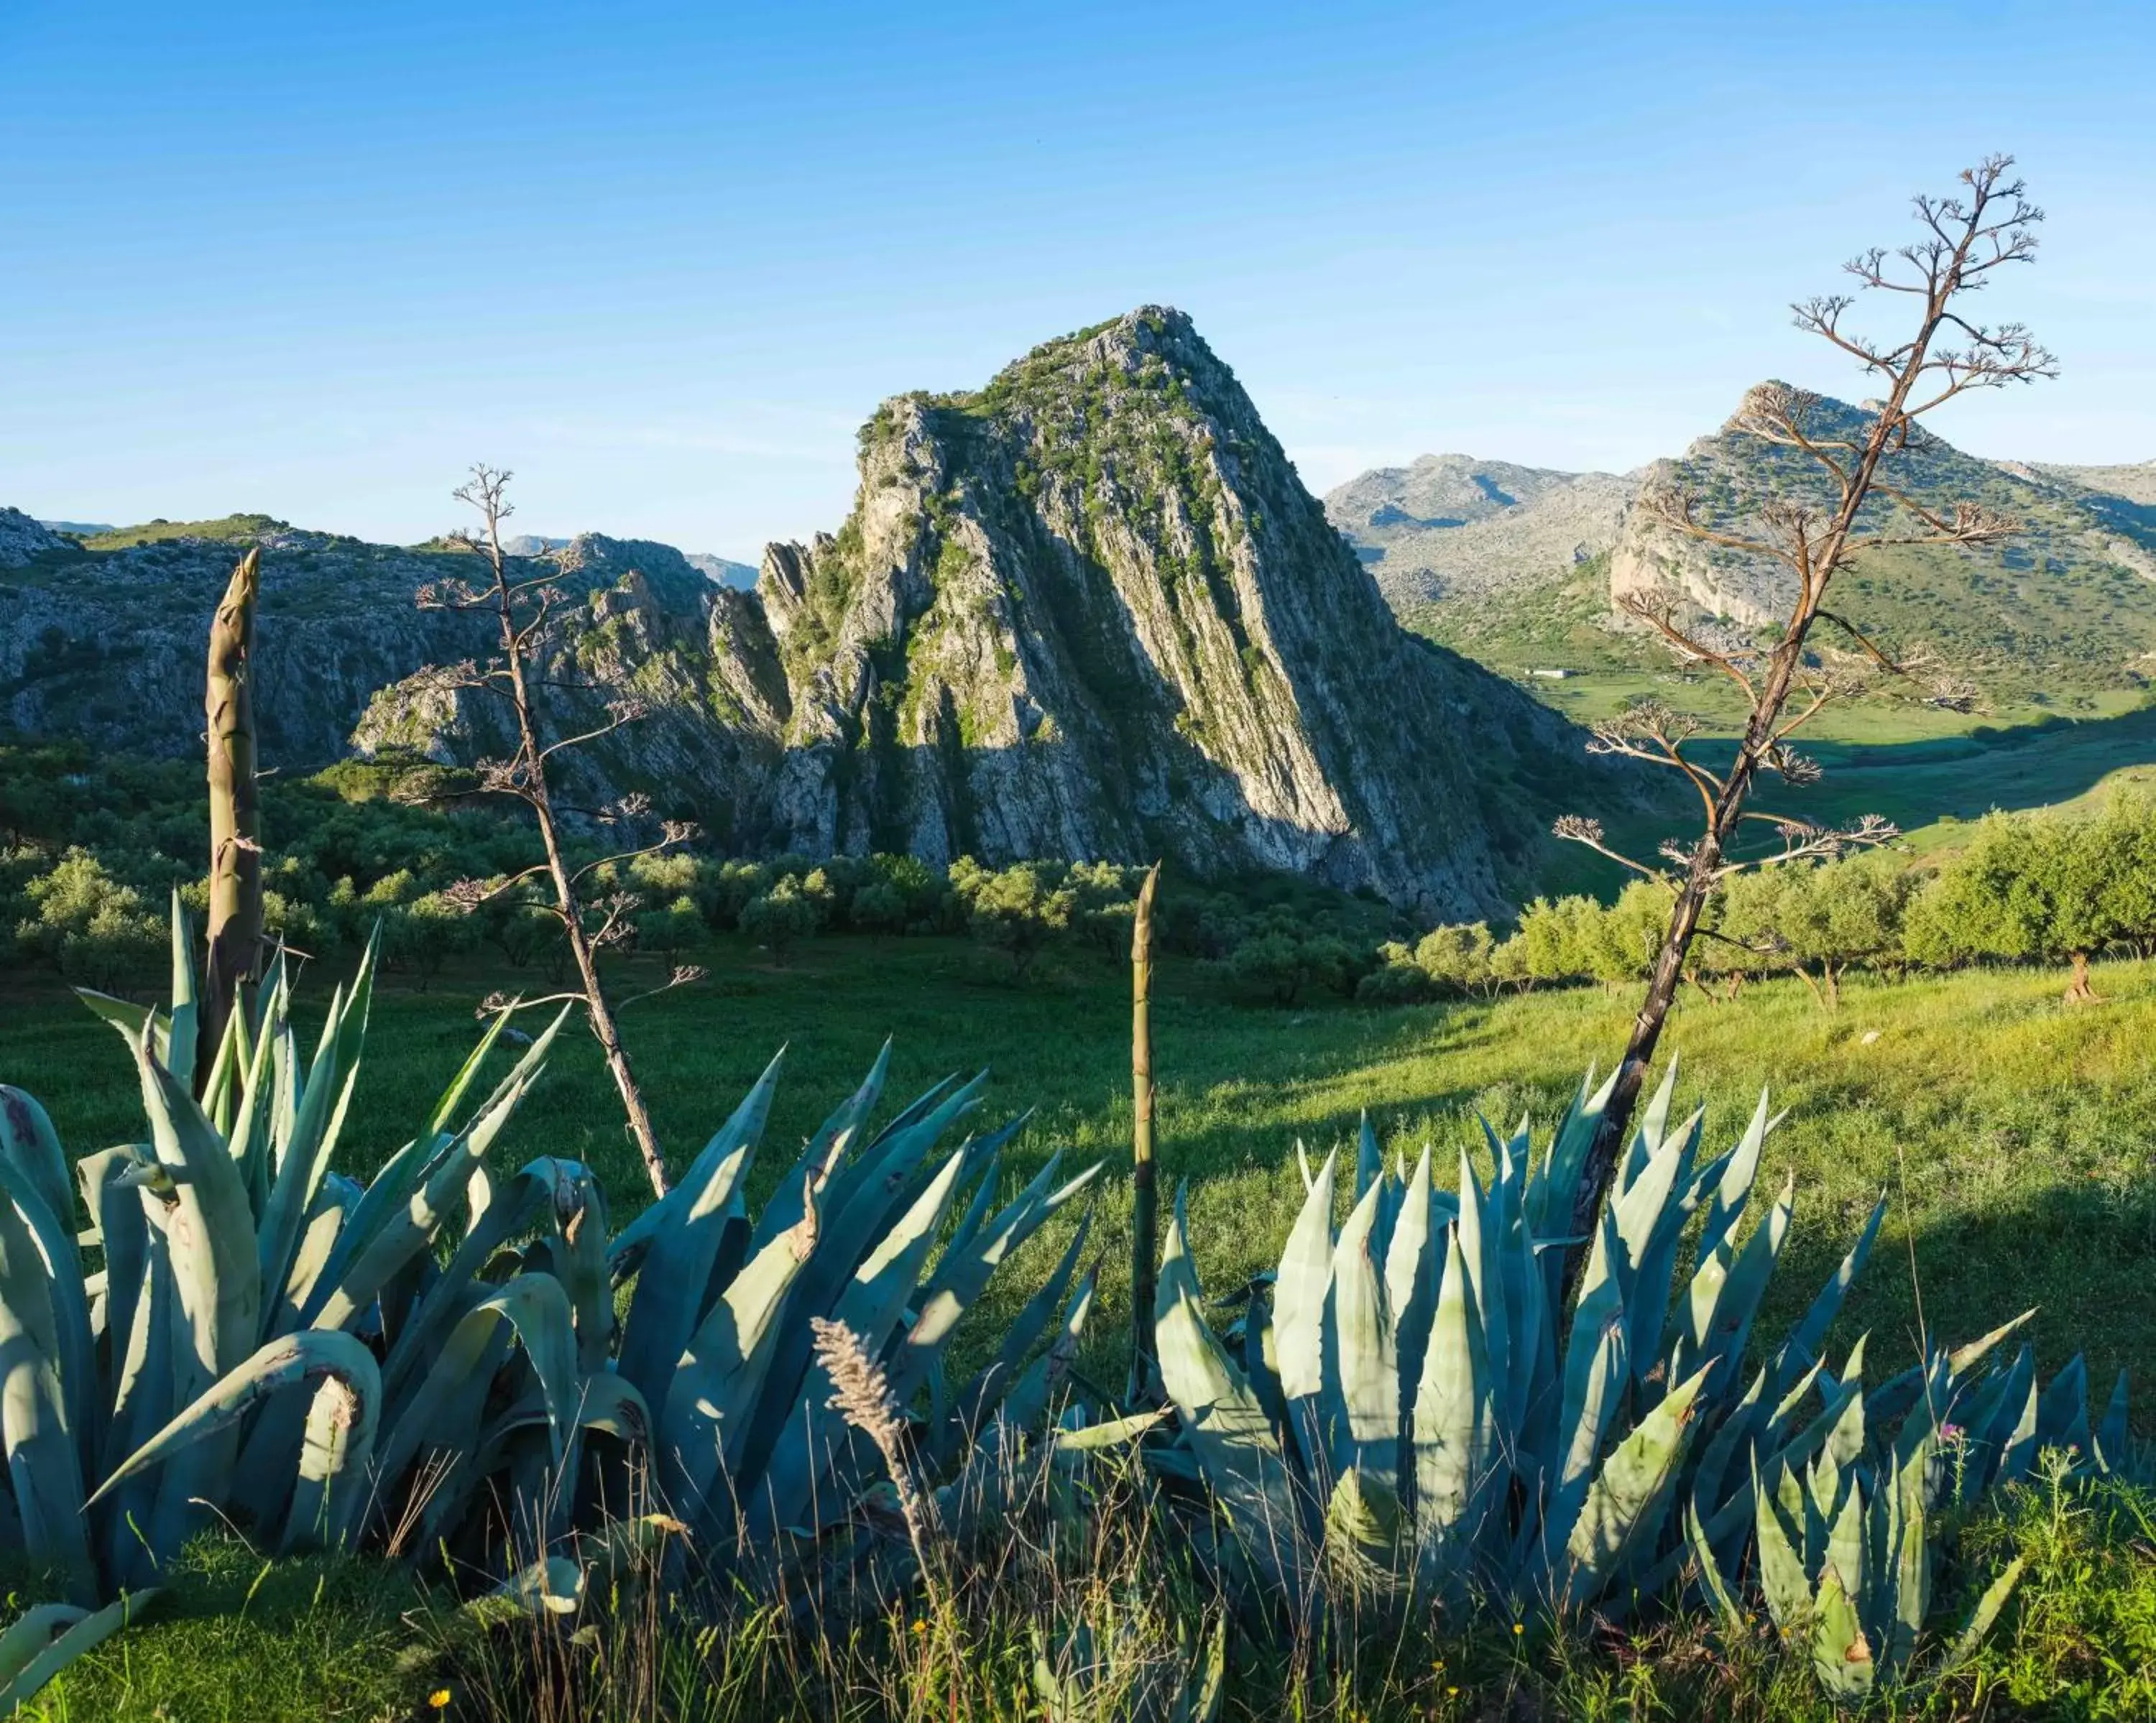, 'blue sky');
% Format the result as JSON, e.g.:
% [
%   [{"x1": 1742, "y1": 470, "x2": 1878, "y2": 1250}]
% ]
[{"x1": 4, "y1": 1, "x2": 2151, "y2": 558}]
